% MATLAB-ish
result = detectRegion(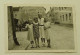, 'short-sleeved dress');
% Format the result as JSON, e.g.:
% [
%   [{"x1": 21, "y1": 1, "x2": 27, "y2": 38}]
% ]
[
  {"x1": 33, "y1": 22, "x2": 40, "y2": 39},
  {"x1": 26, "y1": 24, "x2": 34, "y2": 41},
  {"x1": 38, "y1": 18, "x2": 45, "y2": 38},
  {"x1": 44, "y1": 21, "x2": 51, "y2": 40}
]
